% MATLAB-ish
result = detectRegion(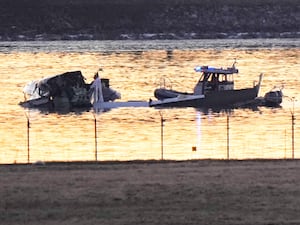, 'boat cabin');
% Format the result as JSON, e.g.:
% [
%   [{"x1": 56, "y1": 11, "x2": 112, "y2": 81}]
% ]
[{"x1": 193, "y1": 66, "x2": 238, "y2": 95}]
